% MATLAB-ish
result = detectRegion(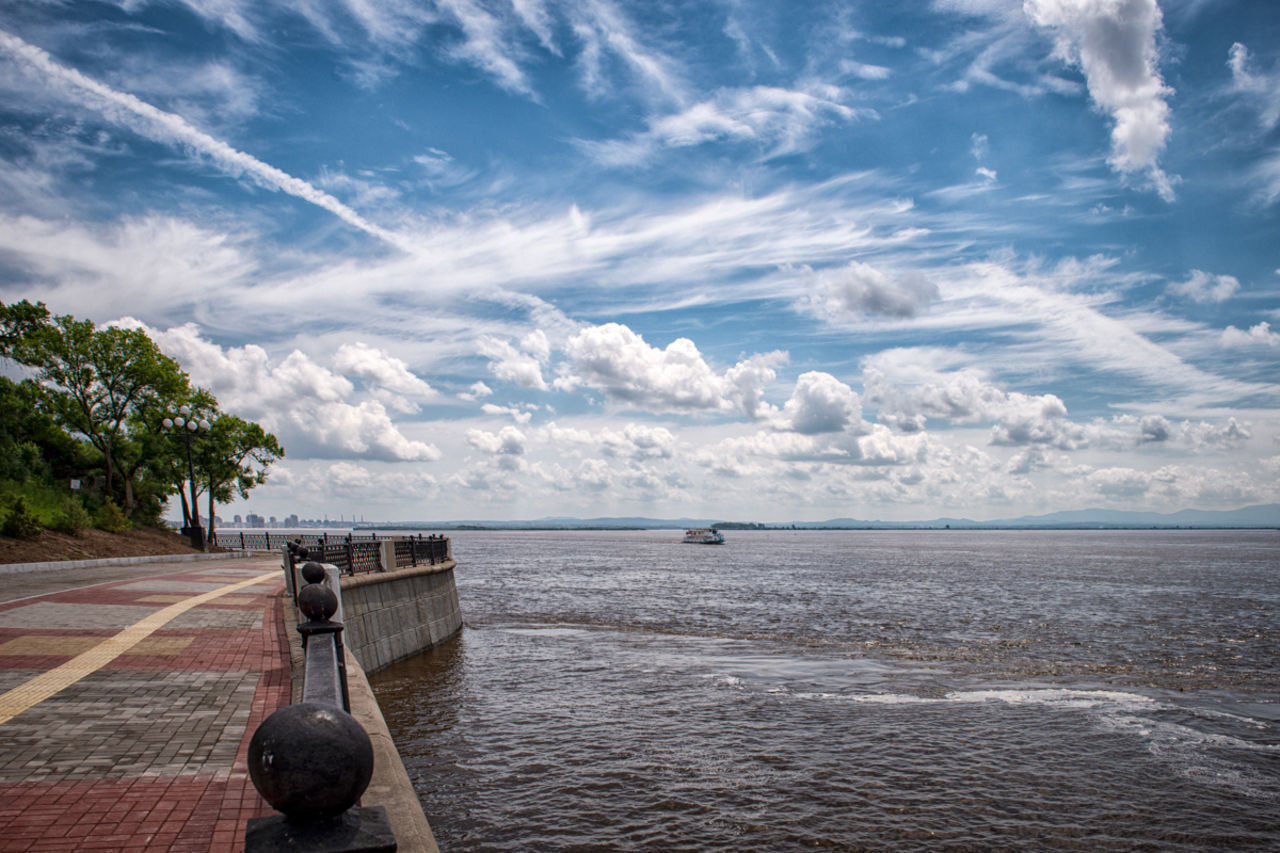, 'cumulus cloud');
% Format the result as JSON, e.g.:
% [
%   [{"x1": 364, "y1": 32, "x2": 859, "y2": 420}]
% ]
[
  {"x1": 803, "y1": 261, "x2": 939, "y2": 321},
  {"x1": 1167, "y1": 269, "x2": 1240, "y2": 303},
  {"x1": 778, "y1": 372, "x2": 863, "y2": 435},
  {"x1": 1086, "y1": 466, "x2": 1151, "y2": 498},
  {"x1": 1222, "y1": 321, "x2": 1280, "y2": 349},
  {"x1": 333, "y1": 342, "x2": 435, "y2": 397},
  {"x1": 479, "y1": 333, "x2": 550, "y2": 390},
  {"x1": 467, "y1": 425, "x2": 527, "y2": 455},
  {"x1": 545, "y1": 421, "x2": 677, "y2": 460},
  {"x1": 459, "y1": 381, "x2": 494, "y2": 401},
  {"x1": 132, "y1": 321, "x2": 440, "y2": 462},
  {"x1": 481, "y1": 403, "x2": 534, "y2": 424},
  {"x1": 1007, "y1": 446, "x2": 1050, "y2": 474},
  {"x1": 559, "y1": 322, "x2": 784, "y2": 416},
  {"x1": 718, "y1": 422, "x2": 925, "y2": 468},
  {"x1": 1024, "y1": 0, "x2": 1175, "y2": 199}
]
